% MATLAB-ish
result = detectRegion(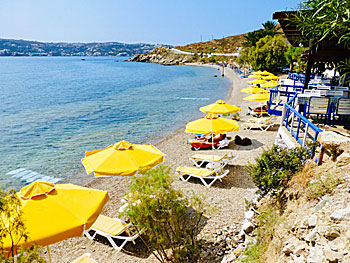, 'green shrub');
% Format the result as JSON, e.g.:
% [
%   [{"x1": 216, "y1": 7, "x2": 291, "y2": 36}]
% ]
[
  {"x1": 306, "y1": 172, "x2": 343, "y2": 200},
  {"x1": 122, "y1": 166, "x2": 205, "y2": 263},
  {"x1": 247, "y1": 145, "x2": 311, "y2": 196}
]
